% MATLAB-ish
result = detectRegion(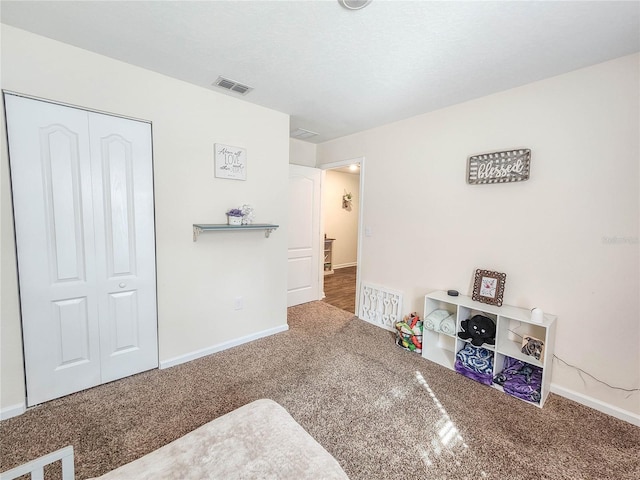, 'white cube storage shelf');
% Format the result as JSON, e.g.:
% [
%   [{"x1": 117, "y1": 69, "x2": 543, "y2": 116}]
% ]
[{"x1": 423, "y1": 291, "x2": 557, "y2": 407}]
